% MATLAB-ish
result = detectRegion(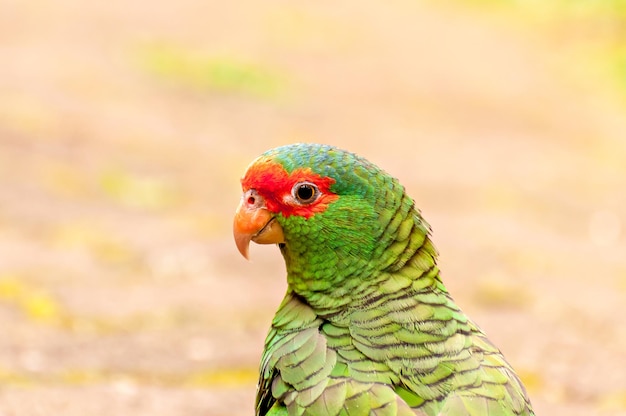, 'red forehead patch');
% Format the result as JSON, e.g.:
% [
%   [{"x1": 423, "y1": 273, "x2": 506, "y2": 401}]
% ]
[{"x1": 241, "y1": 158, "x2": 338, "y2": 219}]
